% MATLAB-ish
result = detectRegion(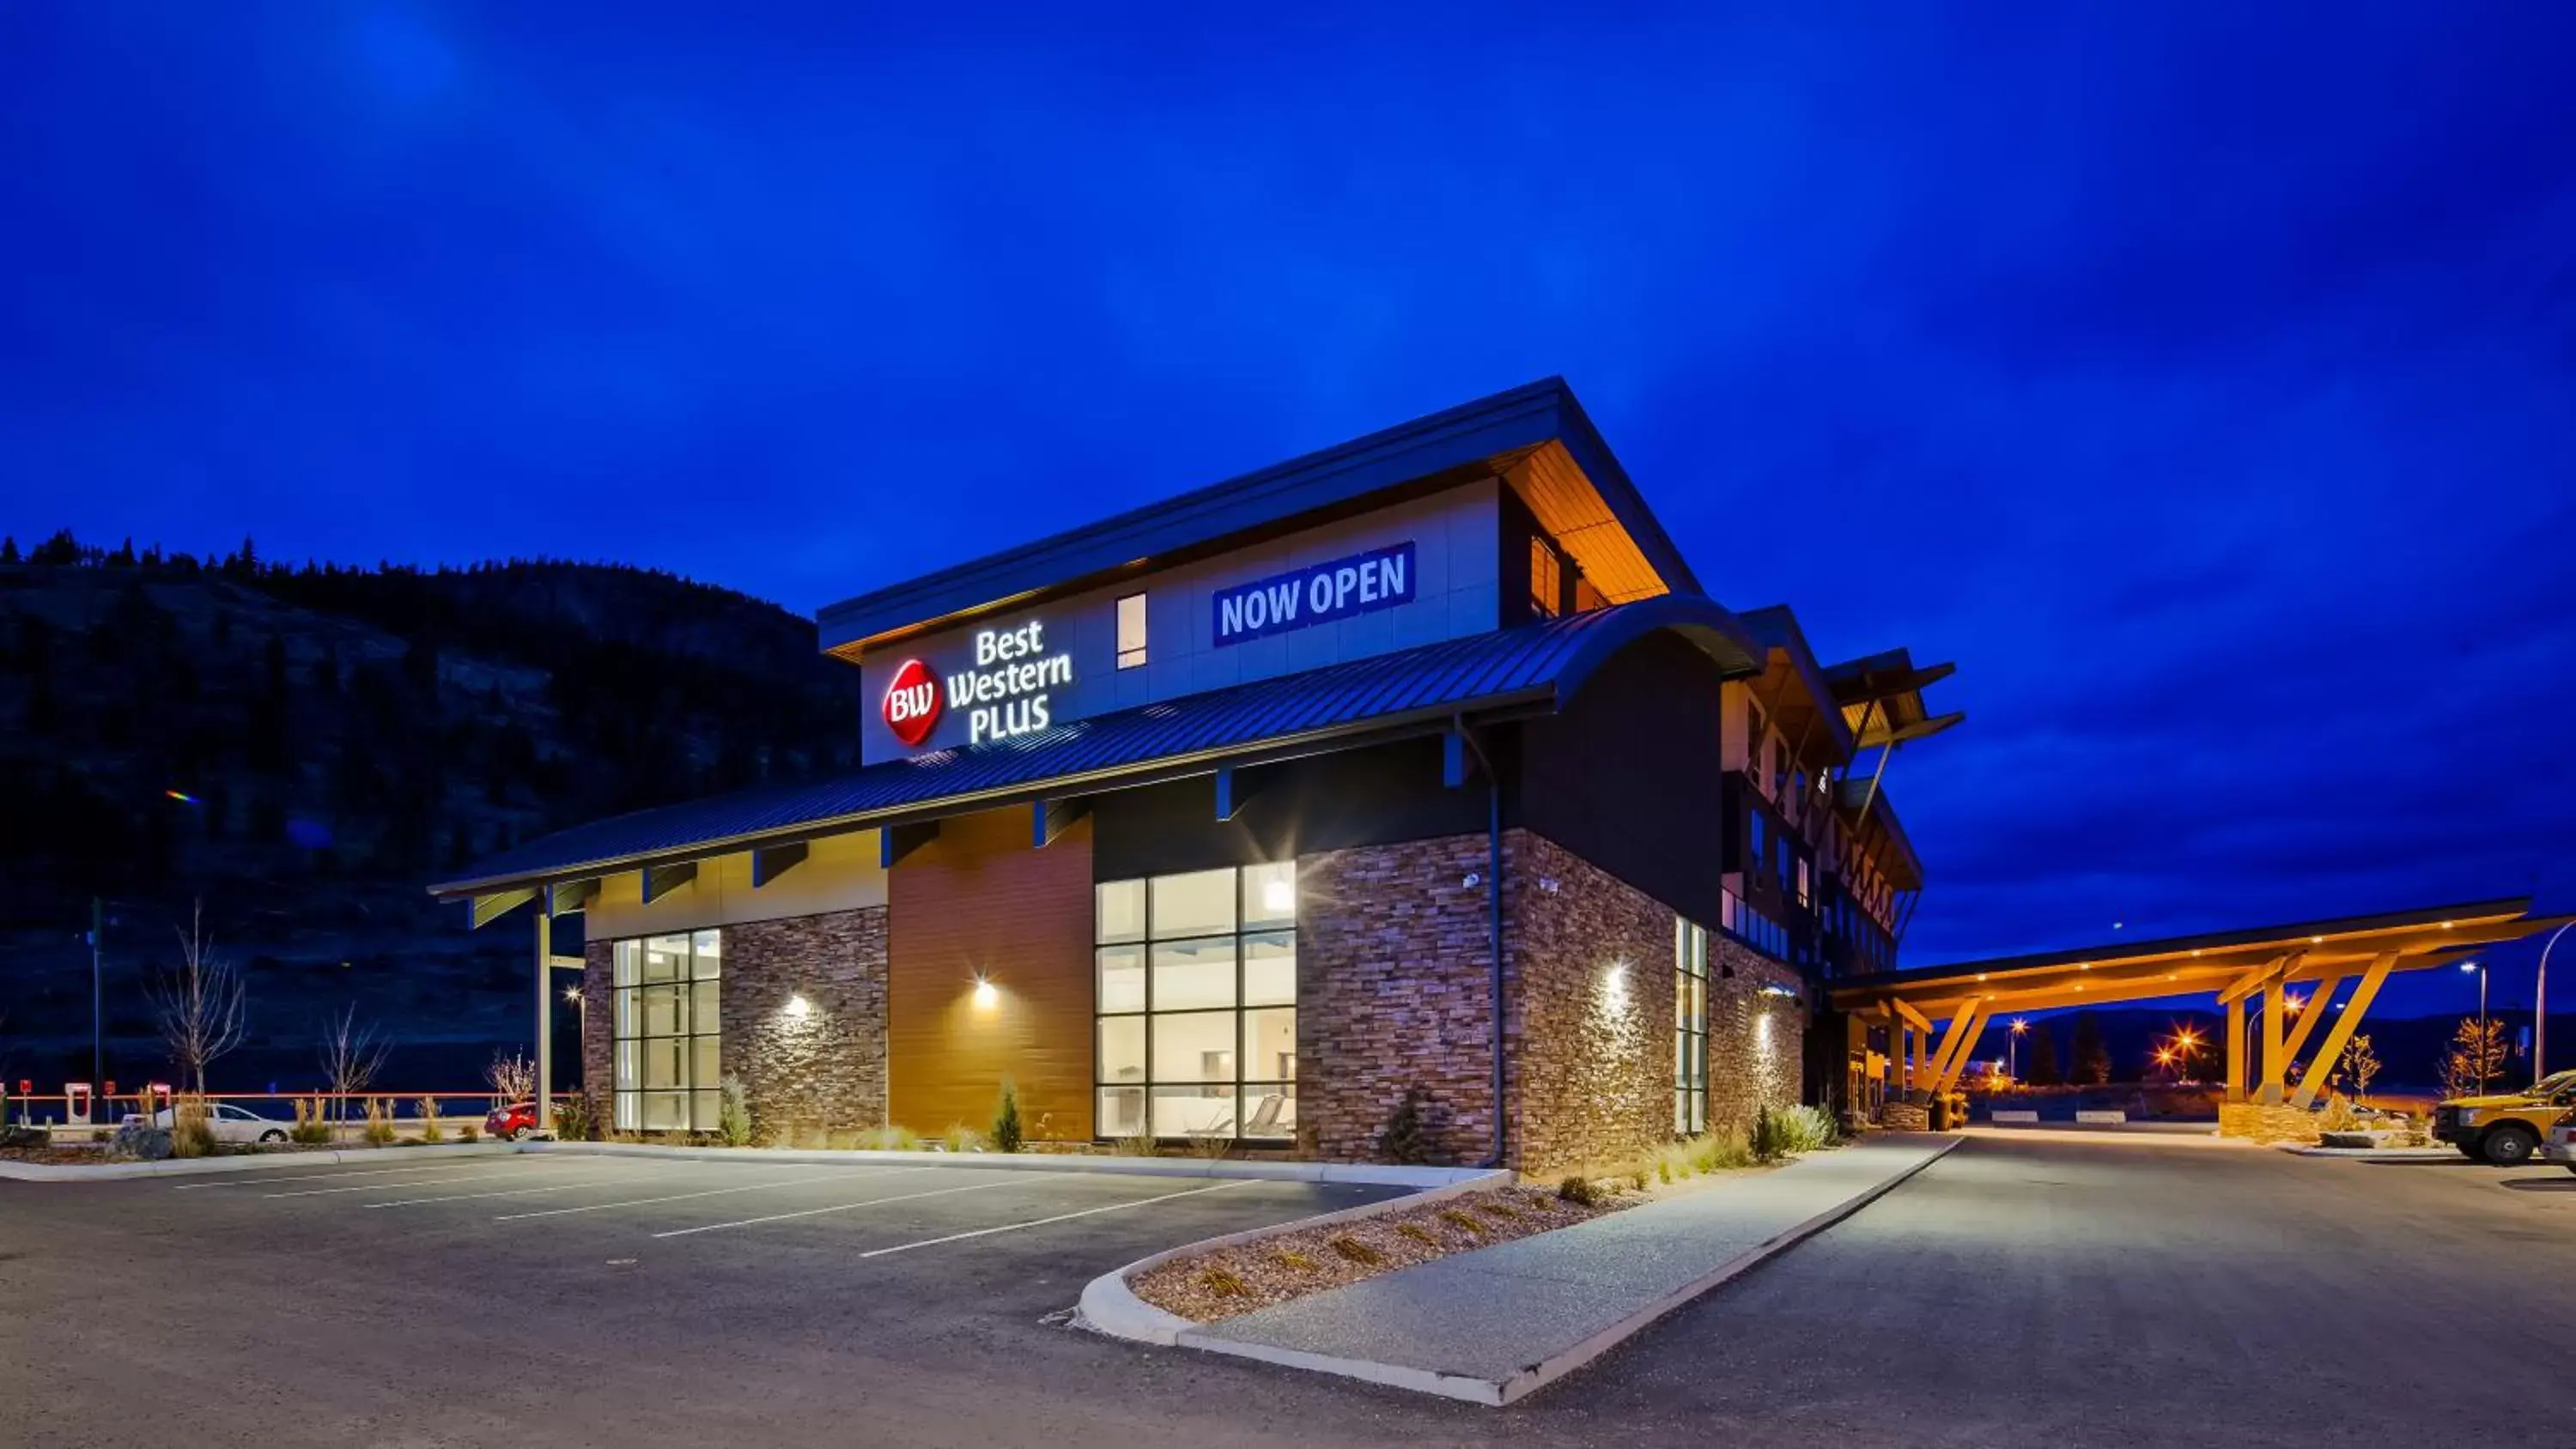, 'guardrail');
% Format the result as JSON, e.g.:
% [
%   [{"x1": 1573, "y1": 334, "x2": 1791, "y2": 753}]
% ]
[{"x1": 3, "y1": 1091, "x2": 578, "y2": 1131}]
